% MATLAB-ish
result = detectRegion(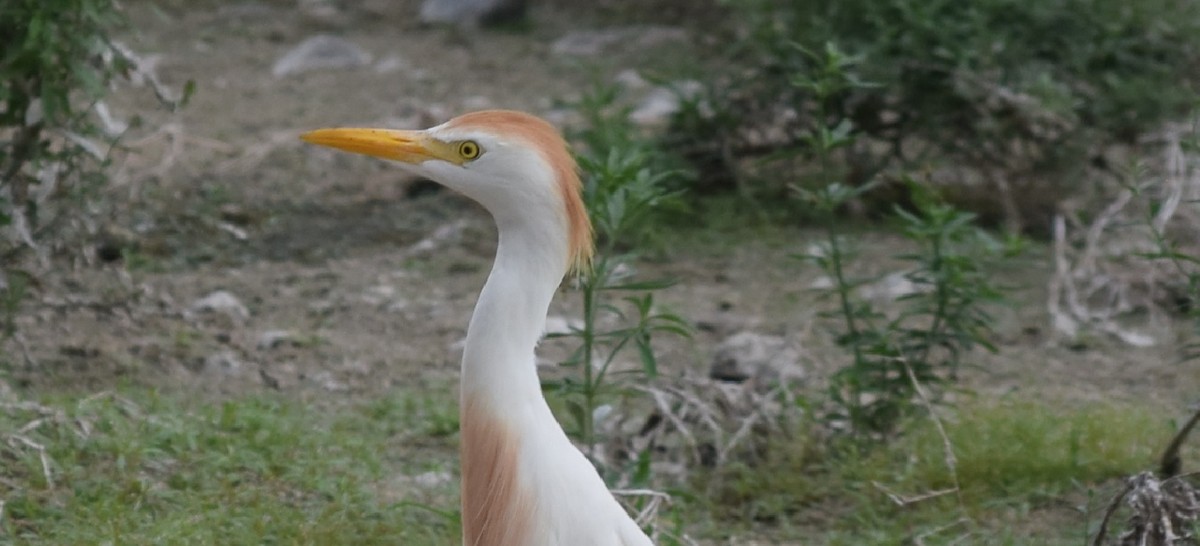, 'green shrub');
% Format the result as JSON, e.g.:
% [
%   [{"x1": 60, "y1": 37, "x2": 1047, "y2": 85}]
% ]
[
  {"x1": 800, "y1": 180, "x2": 1018, "y2": 436},
  {"x1": 0, "y1": 0, "x2": 188, "y2": 337},
  {"x1": 783, "y1": 46, "x2": 1021, "y2": 436},
  {"x1": 546, "y1": 87, "x2": 692, "y2": 457},
  {"x1": 0, "y1": 0, "x2": 126, "y2": 339},
  {"x1": 688, "y1": 0, "x2": 1200, "y2": 225},
  {"x1": 1, "y1": 0, "x2": 125, "y2": 249}
]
